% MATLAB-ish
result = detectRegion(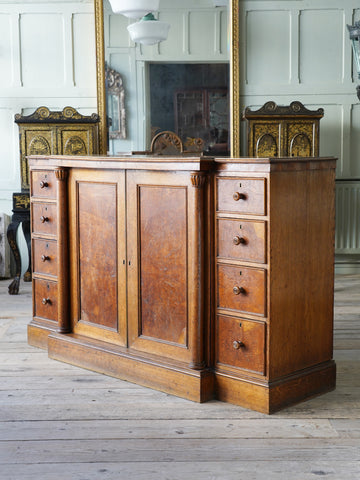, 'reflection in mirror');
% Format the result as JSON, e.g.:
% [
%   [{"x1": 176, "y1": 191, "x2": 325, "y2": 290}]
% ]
[
  {"x1": 96, "y1": 0, "x2": 237, "y2": 155},
  {"x1": 105, "y1": 63, "x2": 126, "y2": 140},
  {"x1": 151, "y1": 63, "x2": 229, "y2": 155}
]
